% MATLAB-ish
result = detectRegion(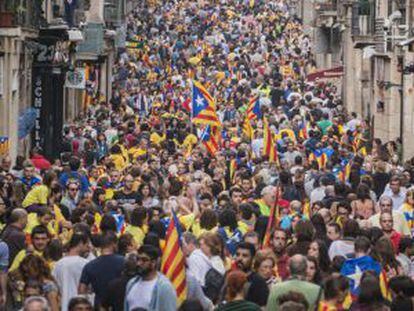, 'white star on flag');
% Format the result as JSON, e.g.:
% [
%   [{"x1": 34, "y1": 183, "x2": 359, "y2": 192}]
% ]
[
  {"x1": 348, "y1": 265, "x2": 363, "y2": 290},
  {"x1": 195, "y1": 95, "x2": 205, "y2": 108}
]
